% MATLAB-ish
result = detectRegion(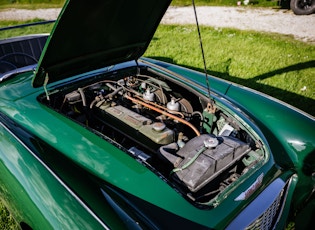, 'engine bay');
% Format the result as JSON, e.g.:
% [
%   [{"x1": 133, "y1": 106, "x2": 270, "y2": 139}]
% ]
[{"x1": 40, "y1": 66, "x2": 265, "y2": 207}]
